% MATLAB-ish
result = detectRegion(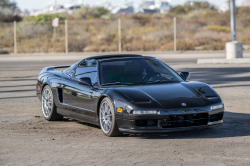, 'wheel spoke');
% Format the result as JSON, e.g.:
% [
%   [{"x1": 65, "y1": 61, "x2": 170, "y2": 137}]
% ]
[
  {"x1": 105, "y1": 103, "x2": 108, "y2": 112},
  {"x1": 45, "y1": 90, "x2": 48, "y2": 99},
  {"x1": 105, "y1": 123, "x2": 109, "y2": 131},
  {"x1": 107, "y1": 121, "x2": 112, "y2": 129},
  {"x1": 101, "y1": 107, "x2": 105, "y2": 114},
  {"x1": 103, "y1": 103, "x2": 106, "y2": 112},
  {"x1": 45, "y1": 107, "x2": 48, "y2": 116},
  {"x1": 101, "y1": 106, "x2": 105, "y2": 114},
  {"x1": 47, "y1": 90, "x2": 50, "y2": 99}
]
